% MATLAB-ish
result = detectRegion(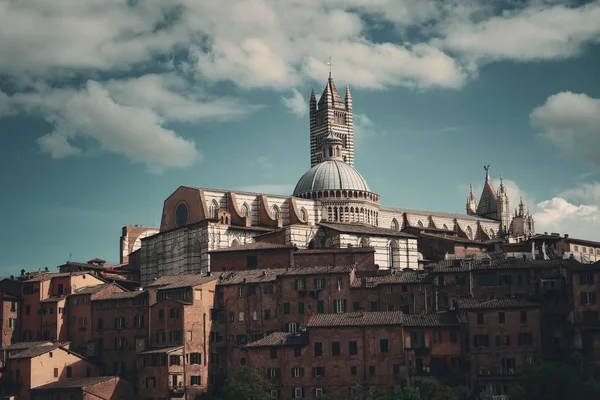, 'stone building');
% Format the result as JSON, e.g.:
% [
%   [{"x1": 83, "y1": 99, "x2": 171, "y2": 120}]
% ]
[
  {"x1": 29, "y1": 376, "x2": 133, "y2": 400},
  {"x1": 138, "y1": 73, "x2": 533, "y2": 286}
]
